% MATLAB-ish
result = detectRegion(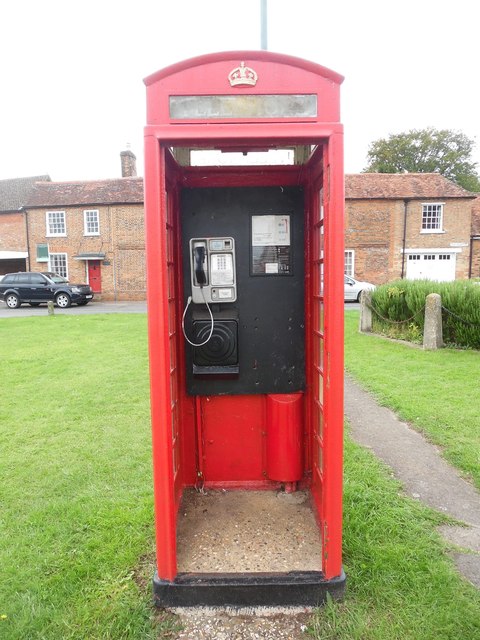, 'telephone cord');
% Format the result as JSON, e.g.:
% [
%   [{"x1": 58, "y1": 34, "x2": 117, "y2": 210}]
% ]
[{"x1": 181, "y1": 289, "x2": 215, "y2": 347}]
